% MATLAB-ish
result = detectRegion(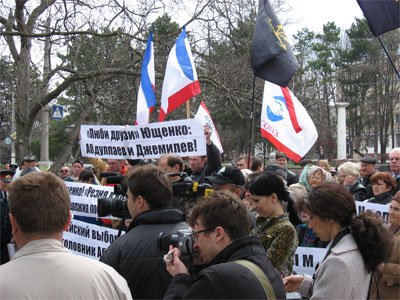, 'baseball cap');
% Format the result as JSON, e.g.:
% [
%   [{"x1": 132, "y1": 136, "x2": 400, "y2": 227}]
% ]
[{"x1": 206, "y1": 166, "x2": 245, "y2": 186}]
